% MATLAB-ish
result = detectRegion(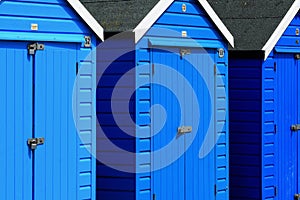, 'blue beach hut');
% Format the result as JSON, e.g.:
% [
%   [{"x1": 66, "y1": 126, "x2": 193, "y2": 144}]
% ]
[
  {"x1": 0, "y1": 0, "x2": 103, "y2": 199},
  {"x1": 82, "y1": 0, "x2": 233, "y2": 199},
  {"x1": 209, "y1": 0, "x2": 300, "y2": 199}
]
